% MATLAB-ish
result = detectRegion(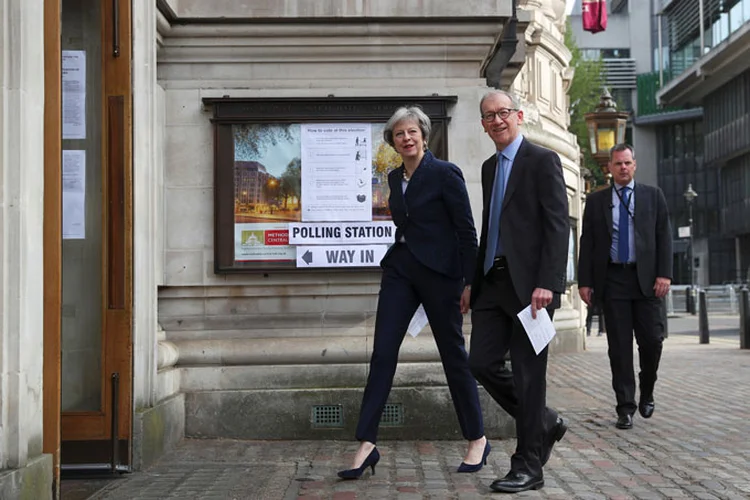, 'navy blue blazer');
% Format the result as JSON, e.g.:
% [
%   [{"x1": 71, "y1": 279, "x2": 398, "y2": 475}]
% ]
[{"x1": 382, "y1": 150, "x2": 478, "y2": 284}]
